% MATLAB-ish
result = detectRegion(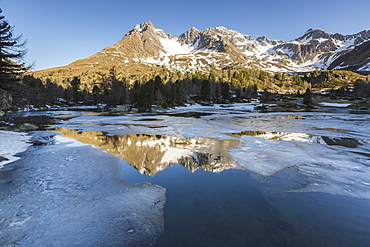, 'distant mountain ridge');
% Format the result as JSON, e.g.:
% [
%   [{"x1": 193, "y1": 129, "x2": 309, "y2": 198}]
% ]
[{"x1": 53, "y1": 22, "x2": 370, "y2": 73}]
